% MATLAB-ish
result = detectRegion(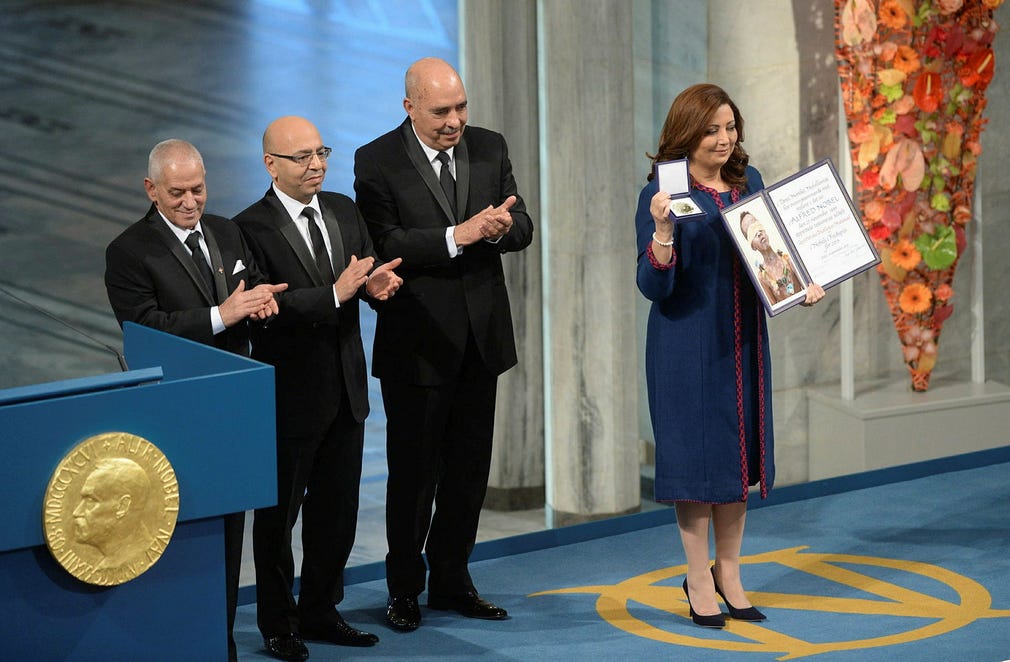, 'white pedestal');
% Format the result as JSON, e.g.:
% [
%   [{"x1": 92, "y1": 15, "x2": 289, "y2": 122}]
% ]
[{"x1": 808, "y1": 380, "x2": 1010, "y2": 480}]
